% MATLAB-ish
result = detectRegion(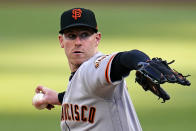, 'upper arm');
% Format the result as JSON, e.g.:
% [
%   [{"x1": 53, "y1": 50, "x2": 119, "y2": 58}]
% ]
[{"x1": 81, "y1": 54, "x2": 121, "y2": 98}]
